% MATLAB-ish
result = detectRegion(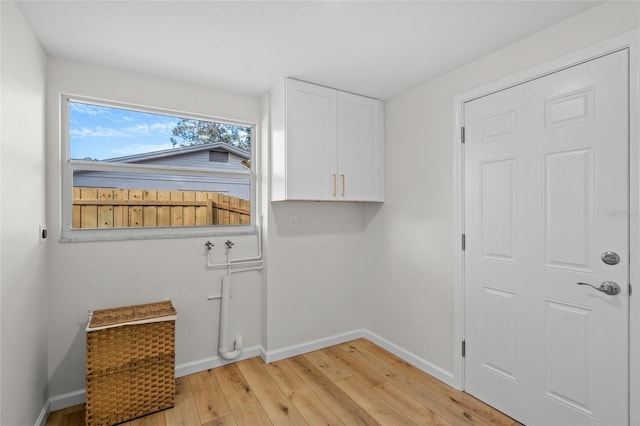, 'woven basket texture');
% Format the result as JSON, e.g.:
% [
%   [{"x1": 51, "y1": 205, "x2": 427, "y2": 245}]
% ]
[
  {"x1": 86, "y1": 301, "x2": 176, "y2": 425},
  {"x1": 88, "y1": 301, "x2": 176, "y2": 329}
]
